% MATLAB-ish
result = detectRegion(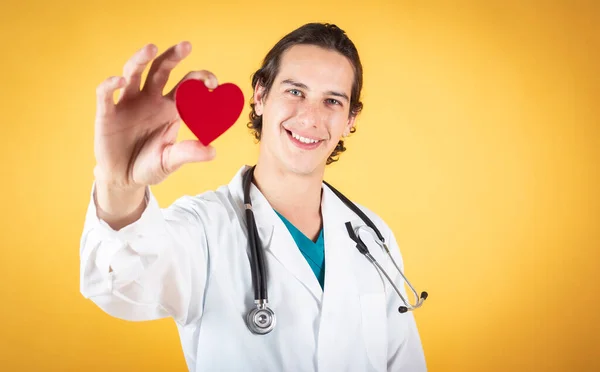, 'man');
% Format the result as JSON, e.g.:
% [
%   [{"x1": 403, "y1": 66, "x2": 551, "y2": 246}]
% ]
[{"x1": 81, "y1": 22, "x2": 427, "y2": 371}]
